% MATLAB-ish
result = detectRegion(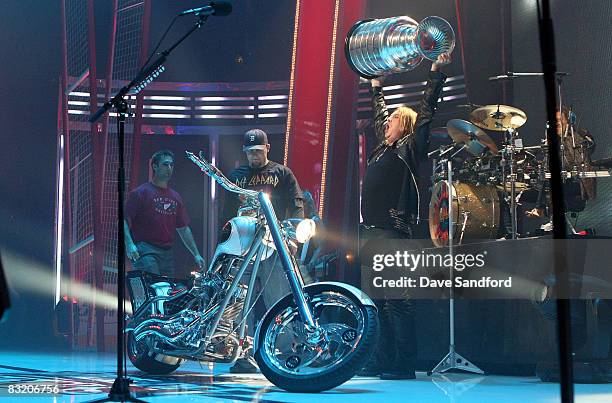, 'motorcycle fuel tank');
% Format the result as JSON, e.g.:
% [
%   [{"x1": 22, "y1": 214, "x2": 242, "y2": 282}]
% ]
[{"x1": 211, "y1": 216, "x2": 274, "y2": 264}]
